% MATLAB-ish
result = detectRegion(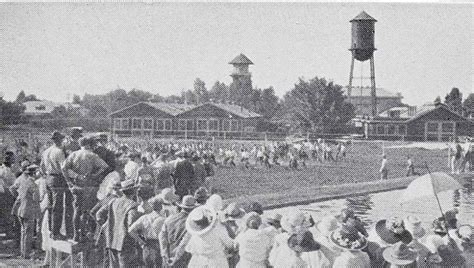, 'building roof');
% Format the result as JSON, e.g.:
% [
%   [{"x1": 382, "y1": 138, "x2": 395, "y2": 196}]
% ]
[
  {"x1": 406, "y1": 103, "x2": 467, "y2": 123},
  {"x1": 350, "y1": 11, "x2": 377, "y2": 22},
  {"x1": 147, "y1": 102, "x2": 194, "y2": 116},
  {"x1": 109, "y1": 102, "x2": 194, "y2": 117},
  {"x1": 208, "y1": 102, "x2": 261, "y2": 119},
  {"x1": 229, "y1": 53, "x2": 254, "y2": 65},
  {"x1": 343, "y1": 86, "x2": 402, "y2": 98}
]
